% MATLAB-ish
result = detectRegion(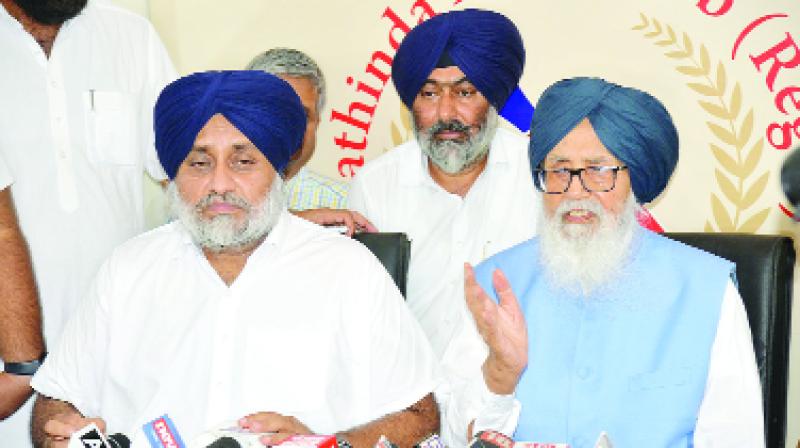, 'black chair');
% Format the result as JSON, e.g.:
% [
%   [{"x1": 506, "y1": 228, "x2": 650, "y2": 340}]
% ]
[
  {"x1": 353, "y1": 232, "x2": 411, "y2": 298},
  {"x1": 664, "y1": 232, "x2": 795, "y2": 448}
]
